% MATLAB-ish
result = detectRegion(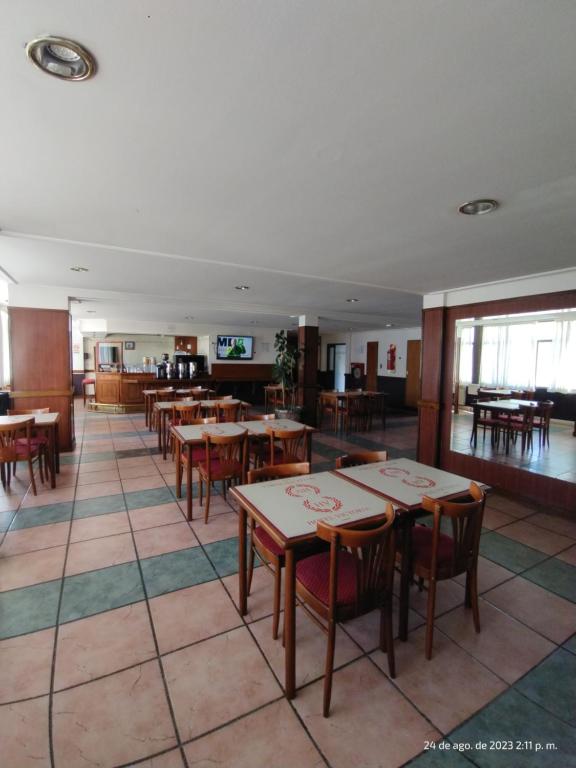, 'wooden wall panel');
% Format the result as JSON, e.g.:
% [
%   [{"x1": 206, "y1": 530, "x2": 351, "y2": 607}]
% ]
[
  {"x1": 298, "y1": 325, "x2": 319, "y2": 425},
  {"x1": 210, "y1": 364, "x2": 274, "y2": 381},
  {"x1": 417, "y1": 307, "x2": 445, "y2": 465},
  {"x1": 9, "y1": 308, "x2": 74, "y2": 451}
]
